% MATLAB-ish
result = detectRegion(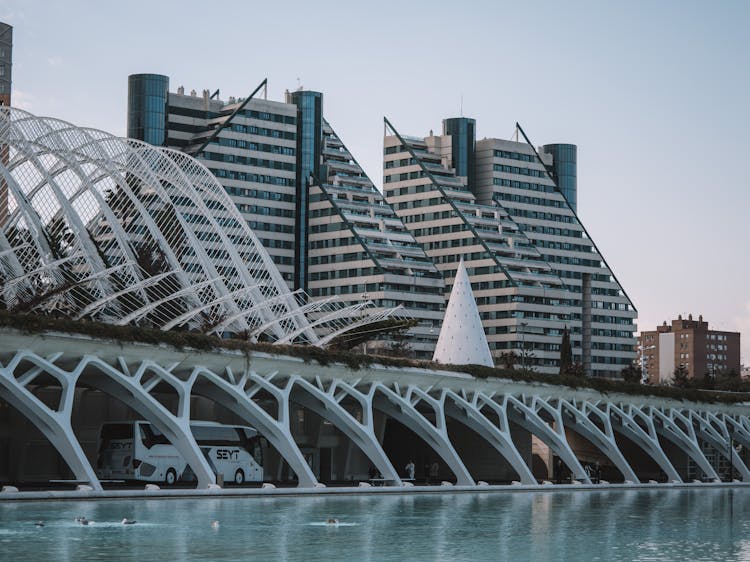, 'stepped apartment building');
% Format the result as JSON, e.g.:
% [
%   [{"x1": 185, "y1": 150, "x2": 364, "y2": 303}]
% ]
[
  {"x1": 127, "y1": 75, "x2": 443, "y2": 356},
  {"x1": 383, "y1": 118, "x2": 636, "y2": 376}
]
